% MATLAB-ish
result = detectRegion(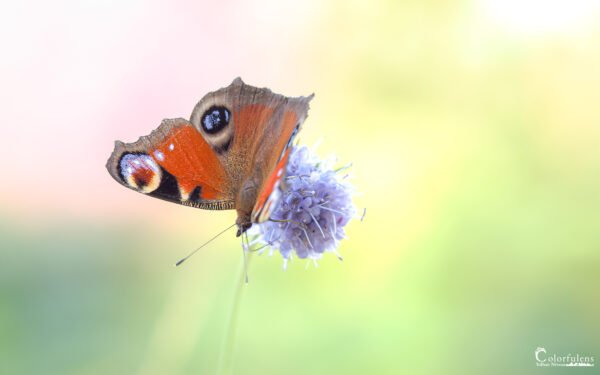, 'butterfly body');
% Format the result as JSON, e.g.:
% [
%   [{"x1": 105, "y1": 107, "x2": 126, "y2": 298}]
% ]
[{"x1": 106, "y1": 78, "x2": 313, "y2": 235}]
